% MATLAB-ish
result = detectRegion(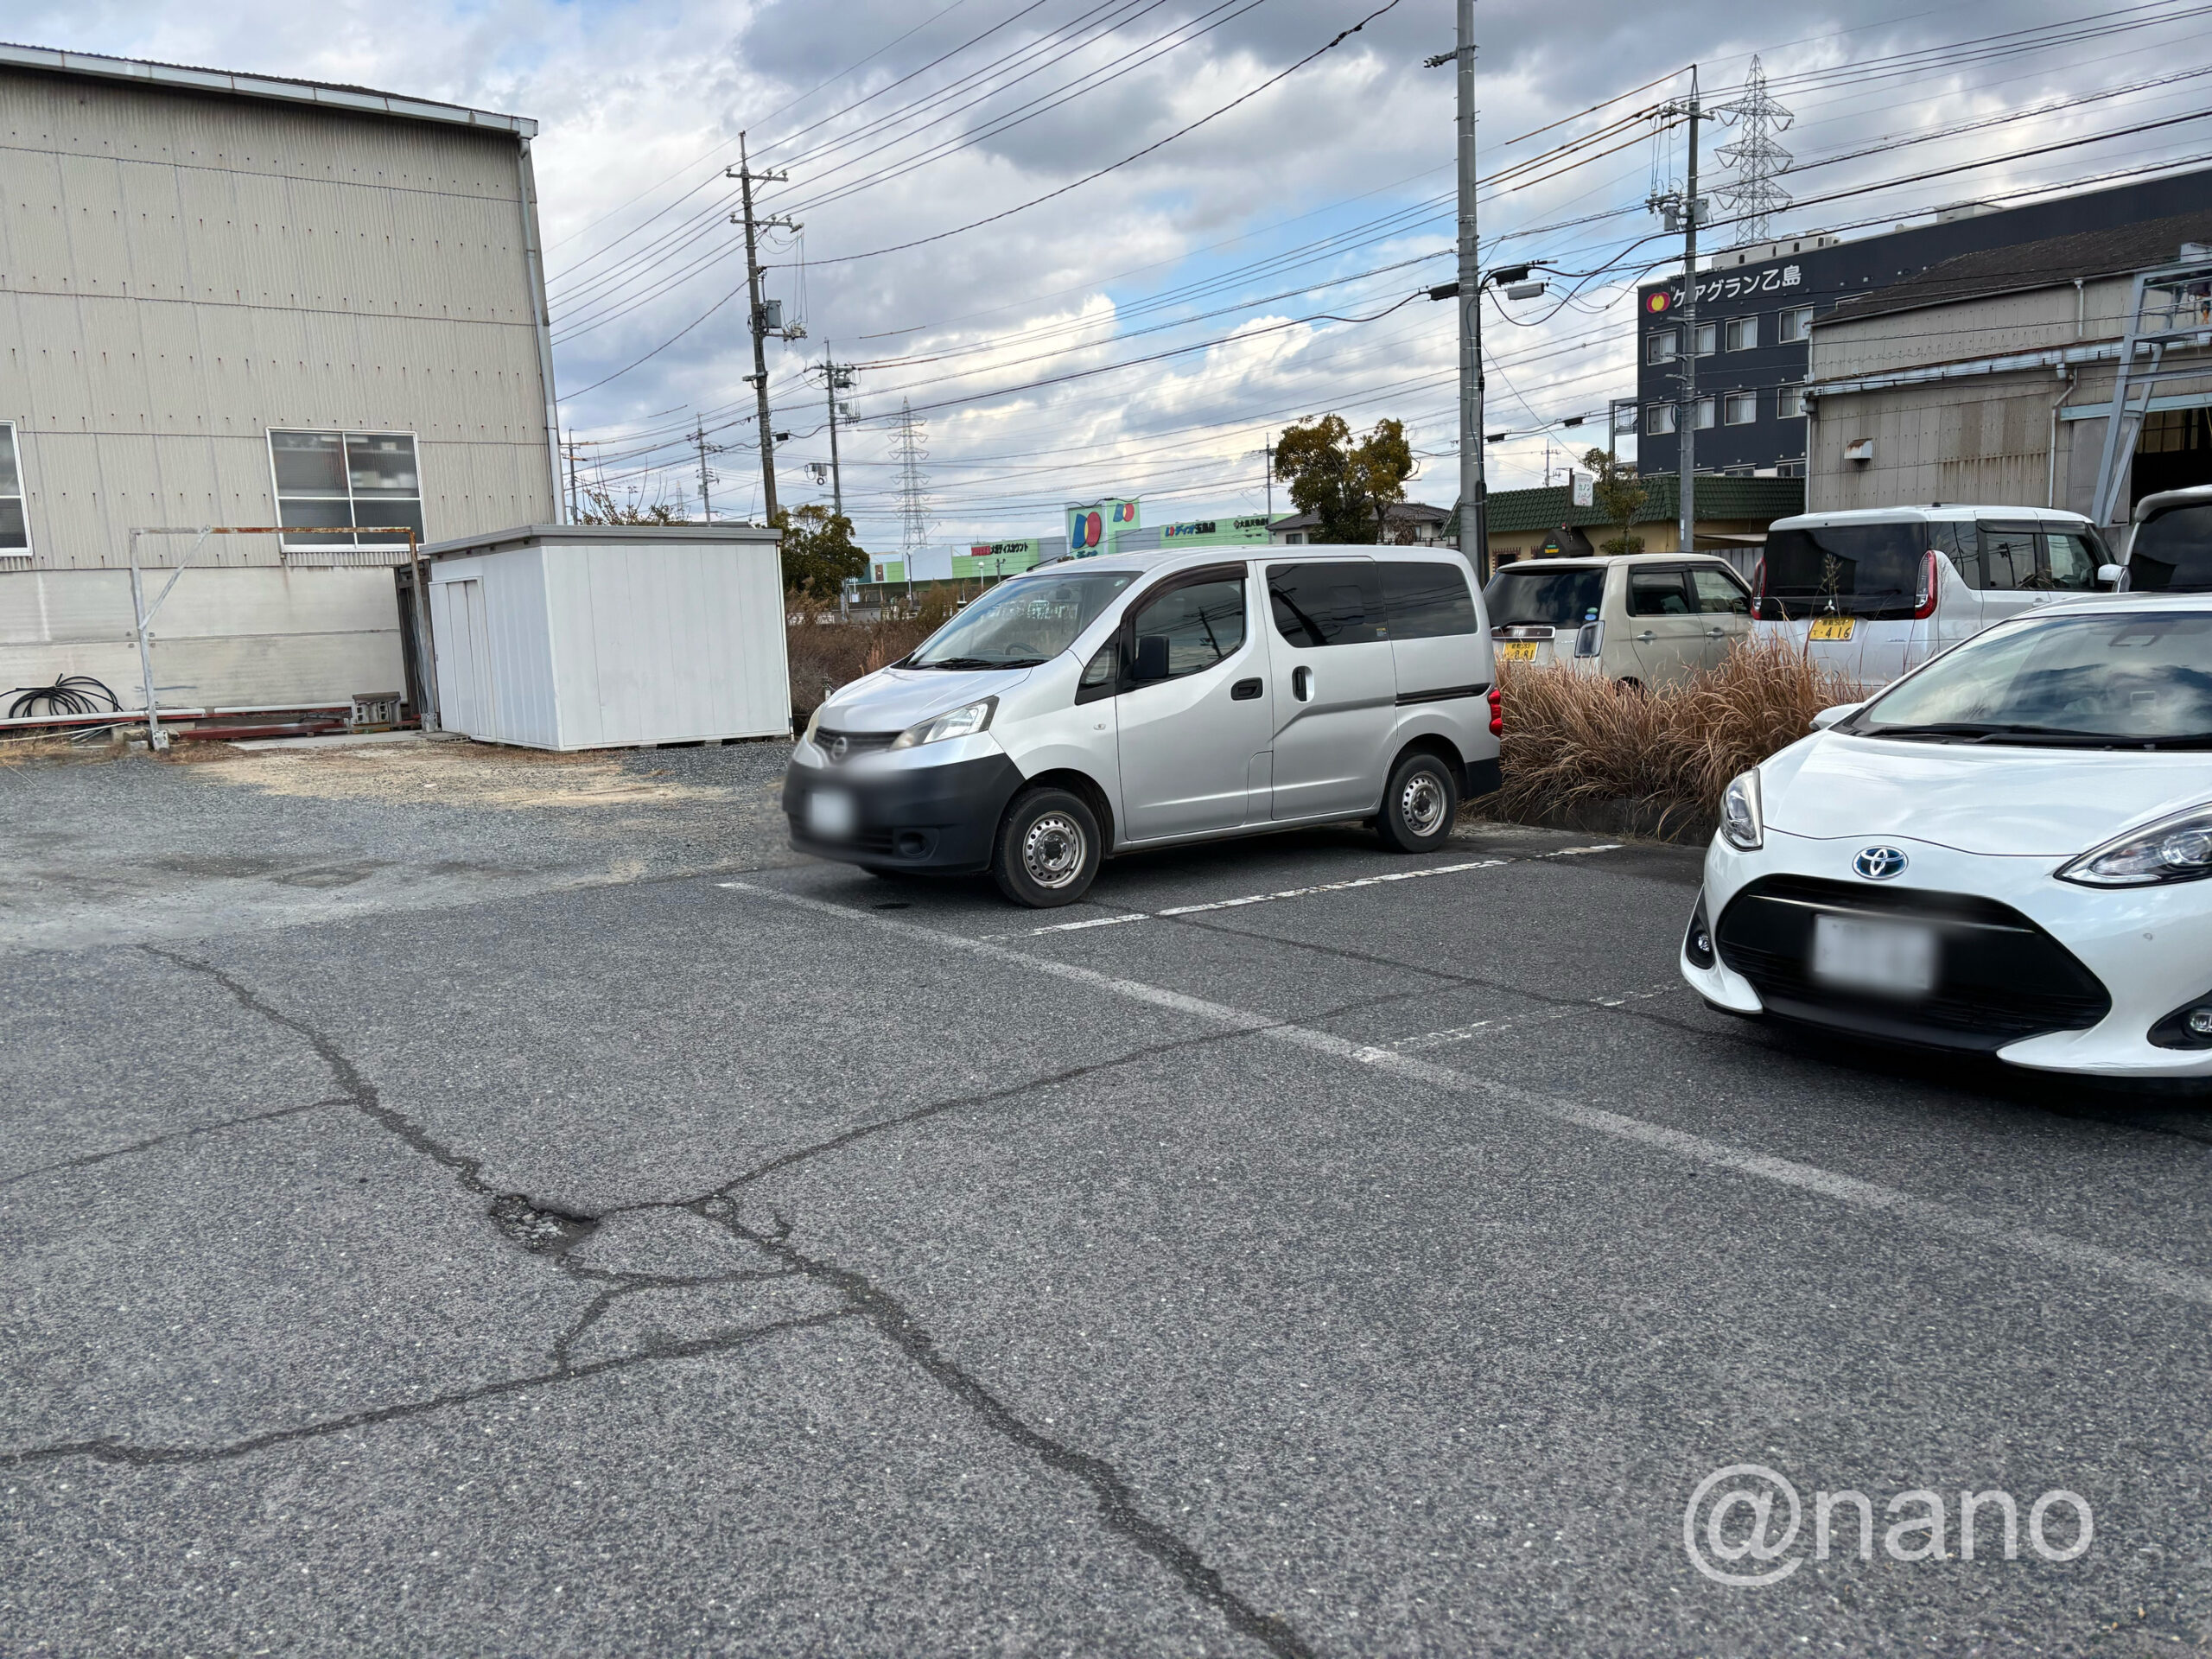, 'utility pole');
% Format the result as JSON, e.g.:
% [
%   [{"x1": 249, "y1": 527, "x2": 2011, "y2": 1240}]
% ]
[
  {"x1": 1265, "y1": 433, "x2": 1274, "y2": 518},
  {"x1": 690, "y1": 416, "x2": 729, "y2": 523},
  {"x1": 728, "y1": 134, "x2": 804, "y2": 525},
  {"x1": 1648, "y1": 73, "x2": 1705, "y2": 556},
  {"x1": 1454, "y1": 0, "x2": 1484, "y2": 577},
  {"x1": 816, "y1": 354, "x2": 857, "y2": 518}
]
